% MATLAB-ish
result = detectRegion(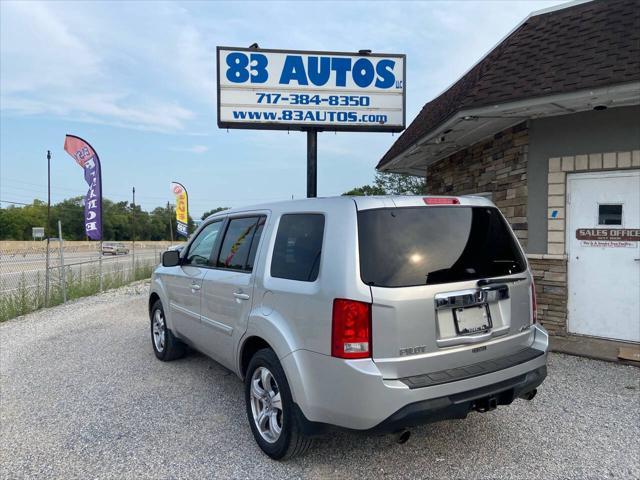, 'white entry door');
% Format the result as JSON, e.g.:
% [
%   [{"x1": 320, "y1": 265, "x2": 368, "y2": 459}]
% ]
[{"x1": 566, "y1": 170, "x2": 640, "y2": 343}]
